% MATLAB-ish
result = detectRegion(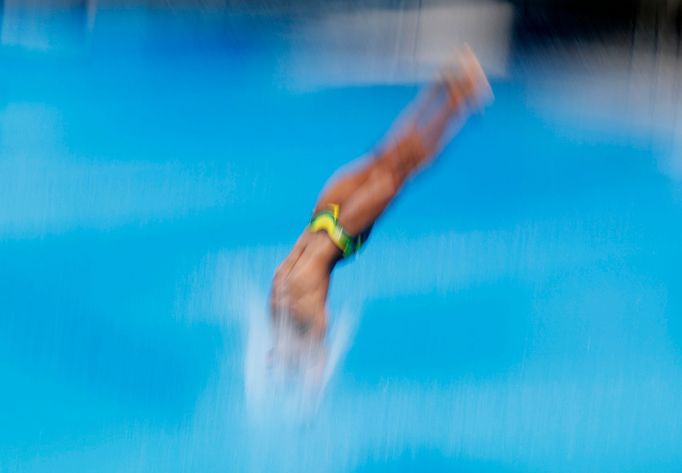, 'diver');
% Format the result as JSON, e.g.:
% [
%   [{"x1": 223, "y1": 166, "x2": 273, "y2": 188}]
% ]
[{"x1": 270, "y1": 48, "x2": 492, "y2": 358}]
